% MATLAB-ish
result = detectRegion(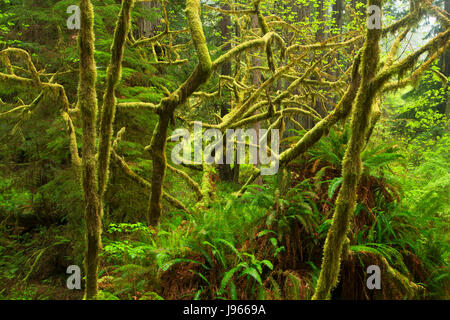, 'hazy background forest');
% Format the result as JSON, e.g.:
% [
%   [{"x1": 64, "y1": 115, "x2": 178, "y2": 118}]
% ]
[{"x1": 0, "y1": 0, "x2": 448, "y2": 300}]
